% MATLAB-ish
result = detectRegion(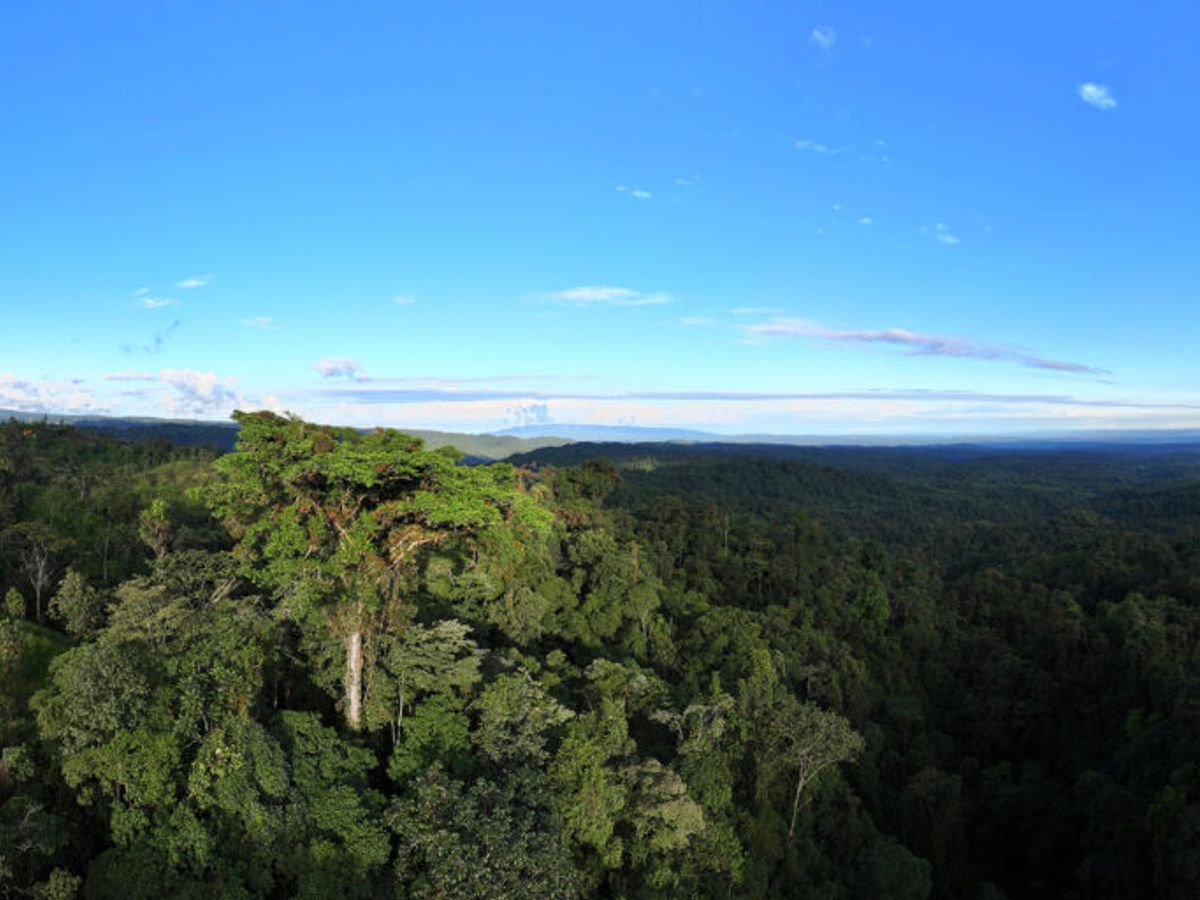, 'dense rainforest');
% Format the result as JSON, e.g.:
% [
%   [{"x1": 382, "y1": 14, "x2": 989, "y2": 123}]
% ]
[{"x1": 2, "y1": 415, "x2": 1199, "y2": 899}]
